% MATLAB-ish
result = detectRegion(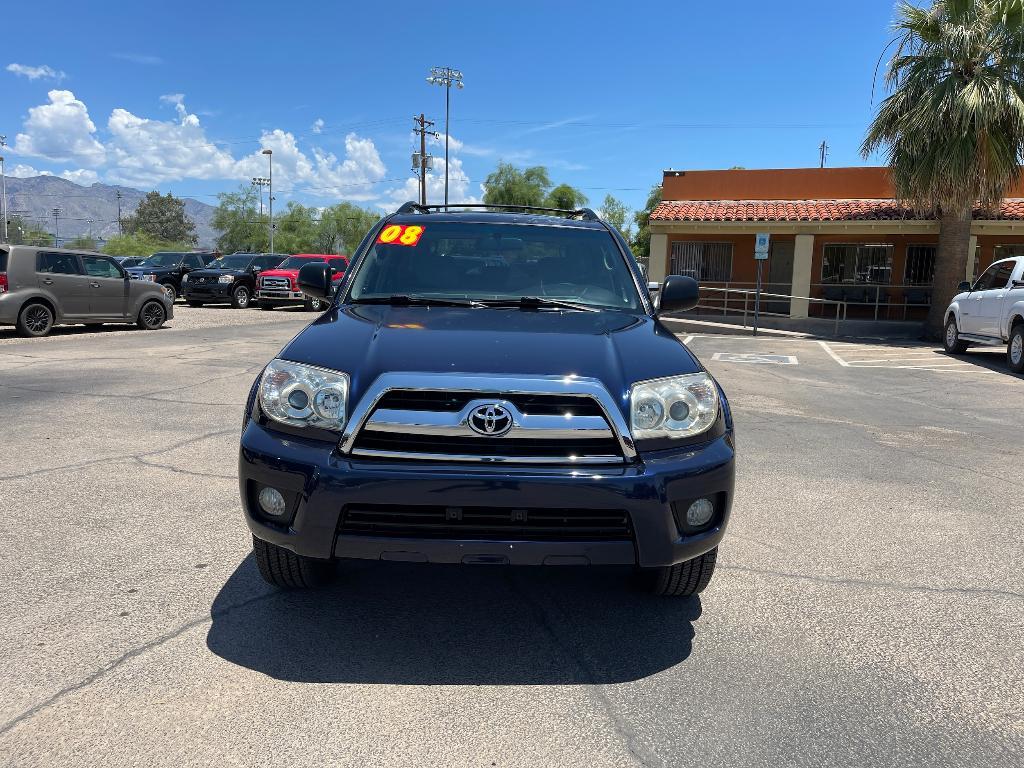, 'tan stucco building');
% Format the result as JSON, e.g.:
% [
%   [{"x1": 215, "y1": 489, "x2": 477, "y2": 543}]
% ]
[{"x1": 647, "y1": 167, "x2": 1024, "y2": 320}]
